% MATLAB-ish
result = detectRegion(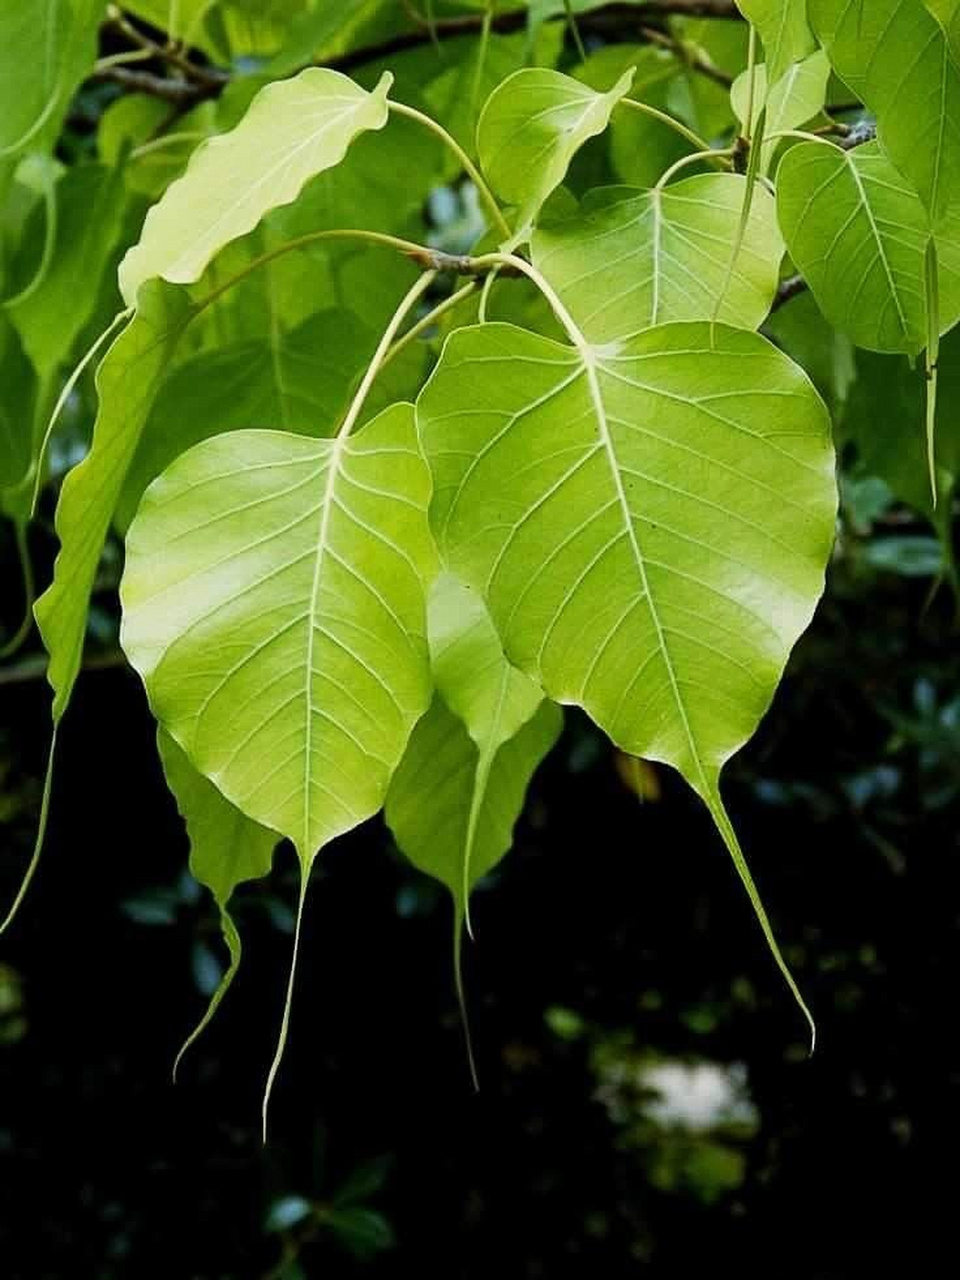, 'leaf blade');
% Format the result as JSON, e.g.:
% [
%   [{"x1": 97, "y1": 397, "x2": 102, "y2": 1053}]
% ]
[{"x1": 118, "y1": 68, "x2": 393, "y2": 306}]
